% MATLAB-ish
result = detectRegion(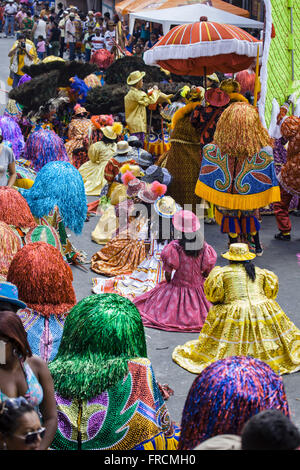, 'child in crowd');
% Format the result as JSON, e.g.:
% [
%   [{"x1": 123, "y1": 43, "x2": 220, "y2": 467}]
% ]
[{"x1": 36, "y1": 34, "x2": 45, "y2": 60}]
